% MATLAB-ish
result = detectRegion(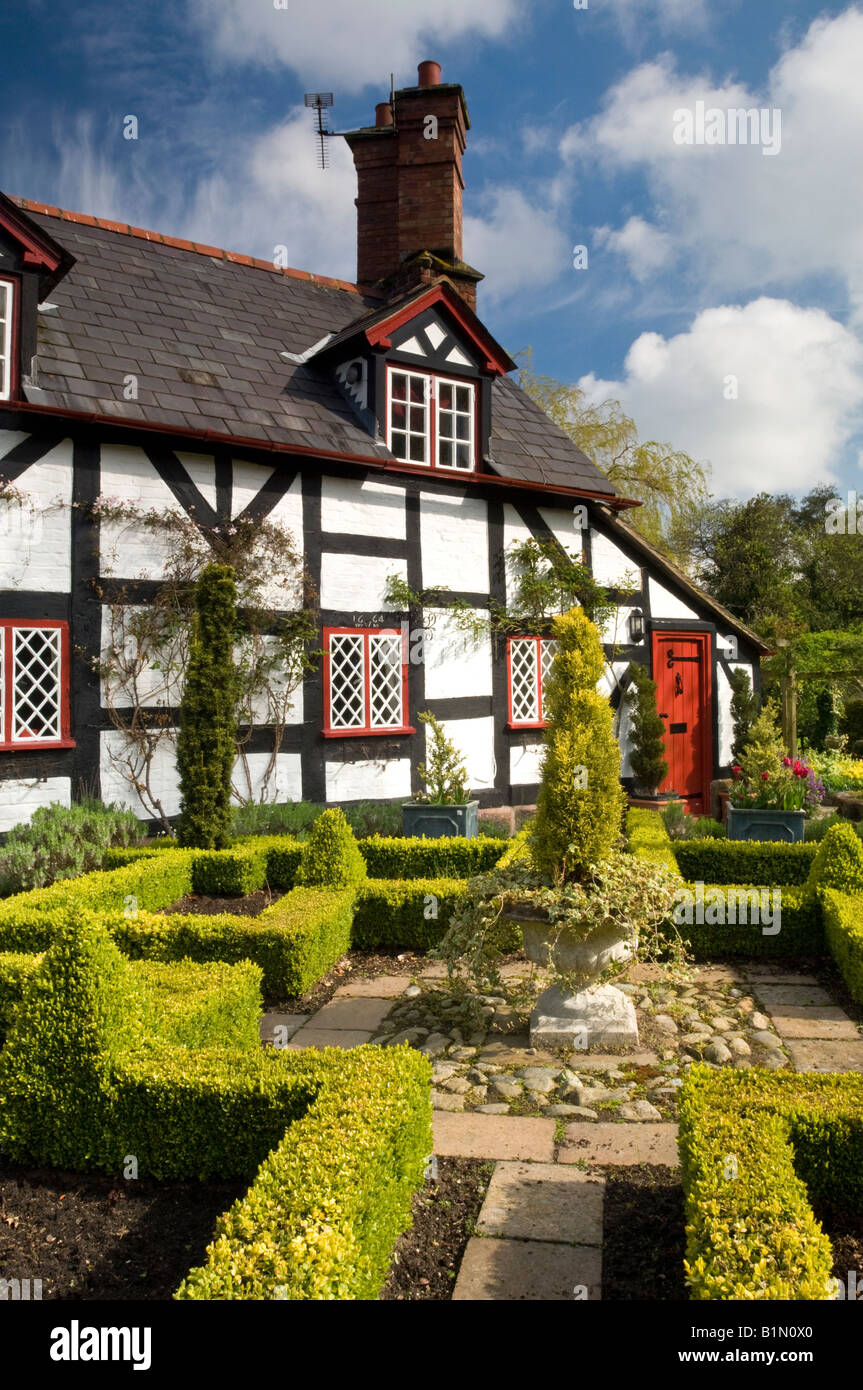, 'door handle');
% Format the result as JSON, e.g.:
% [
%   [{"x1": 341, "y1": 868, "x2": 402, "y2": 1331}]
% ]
[{"x1": 659, "y1": 713, "x2": 669, "y2": 718}]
